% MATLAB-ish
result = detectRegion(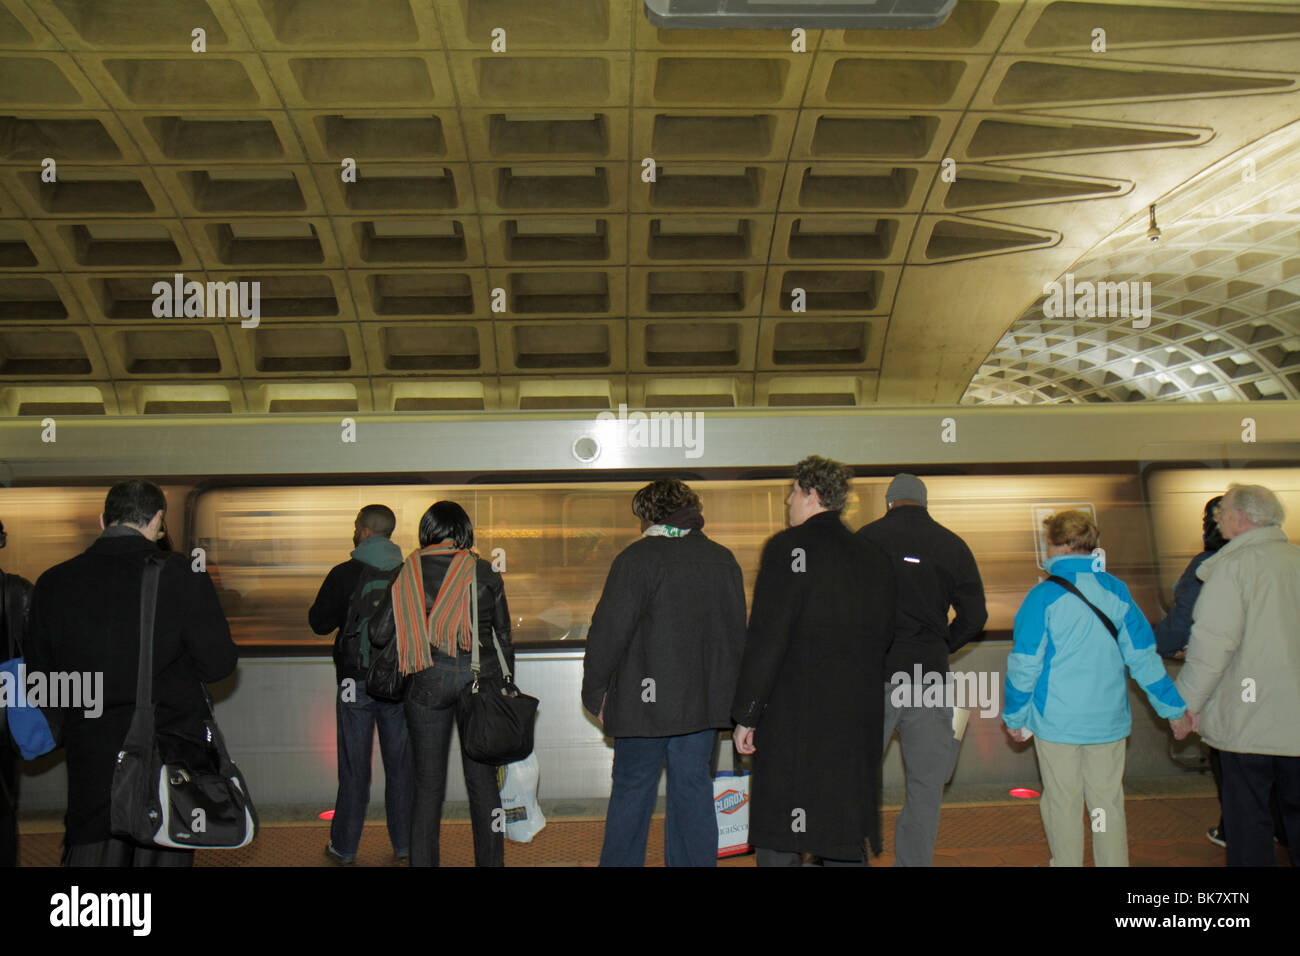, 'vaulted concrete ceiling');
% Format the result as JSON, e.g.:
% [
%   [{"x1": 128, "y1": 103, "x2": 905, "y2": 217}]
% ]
[
  {"x1": 1, "y1": 0, "x2": 1299, "y2": 415},
  {"x1": 964, "y1": 117, "x2": 1300, "y2": 404}
]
